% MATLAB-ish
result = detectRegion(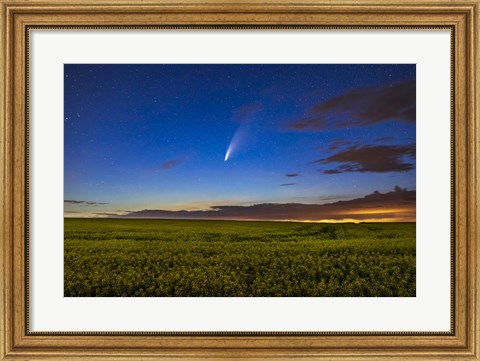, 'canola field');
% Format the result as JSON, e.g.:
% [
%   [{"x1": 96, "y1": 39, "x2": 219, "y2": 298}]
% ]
[{"x1": 64, "y1": 218, "x2": 416, "y2": 297}]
